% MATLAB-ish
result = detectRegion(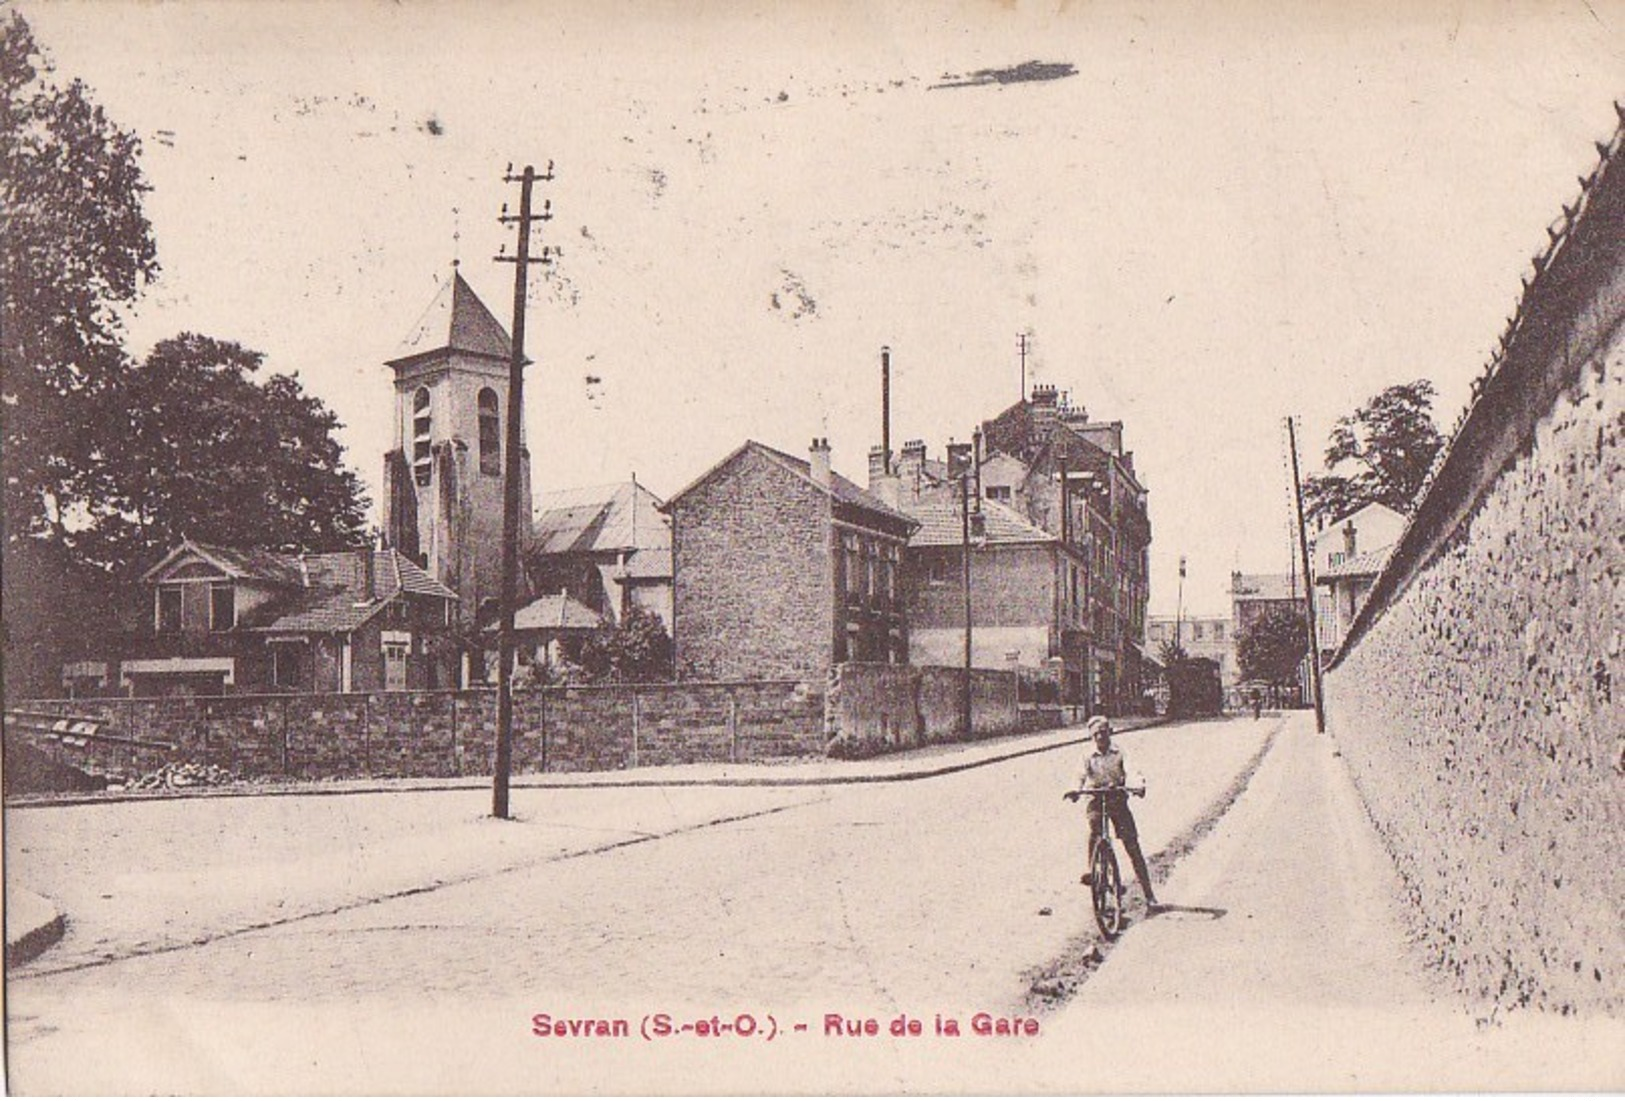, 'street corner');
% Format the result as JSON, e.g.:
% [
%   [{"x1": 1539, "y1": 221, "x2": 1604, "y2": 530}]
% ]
[{"x1": 6, "y1": 886, "x2": 66, "y2": 968}]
